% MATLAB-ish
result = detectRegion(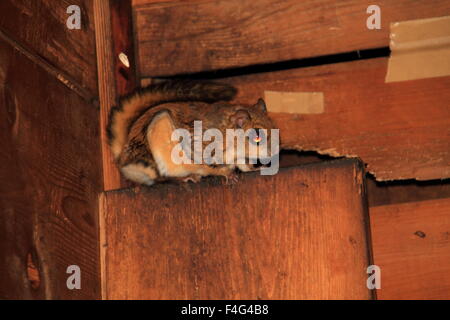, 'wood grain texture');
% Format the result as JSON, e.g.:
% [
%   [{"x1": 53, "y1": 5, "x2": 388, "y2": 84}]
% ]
[
  {"x1": 94, "y1": 0, "x2": 136, "y2": 191},
  {"x1": 94, "y1": 0, "x2": 121, "y2": 191},
  {"x1": 133, "y1": 0, "x2": 450, "y2": 76},
  {"x1": 0, "y1": 40, "x2": 102, "y2": 299},
  {"x1": 100, "y1": 159, "x2": 374, "y2": 300},
  {"x1": 371, "y1": 198, "x2": 450, "y2": 299},
  {"x1": 219, "y1": 57, "x2": 450, "y2": 181},
  {"x1": 0, "y1": 0, "x2": 98, "y2": 96}
]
